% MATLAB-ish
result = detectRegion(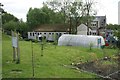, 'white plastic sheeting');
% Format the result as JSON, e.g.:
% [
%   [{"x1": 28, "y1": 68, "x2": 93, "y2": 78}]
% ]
[{"x1": 58, "y1": 34, "x2": 105, "y2": 48}]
